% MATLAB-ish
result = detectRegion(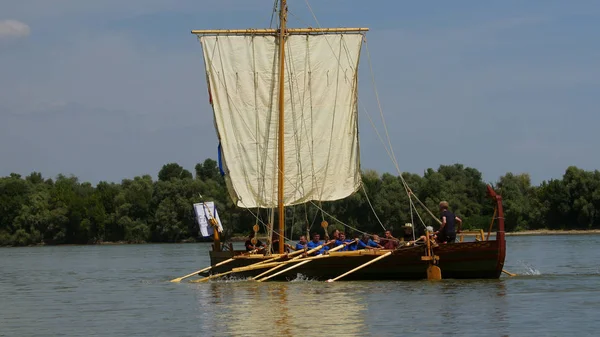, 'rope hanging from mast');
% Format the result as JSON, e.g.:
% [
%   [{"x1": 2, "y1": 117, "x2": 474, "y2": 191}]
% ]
[
  {"x1": 363, "y1": 40, "x2": 439, "y2": 224},
  {"x1": 269, "y1": 0, "x2": 278, "y2": 28}
]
